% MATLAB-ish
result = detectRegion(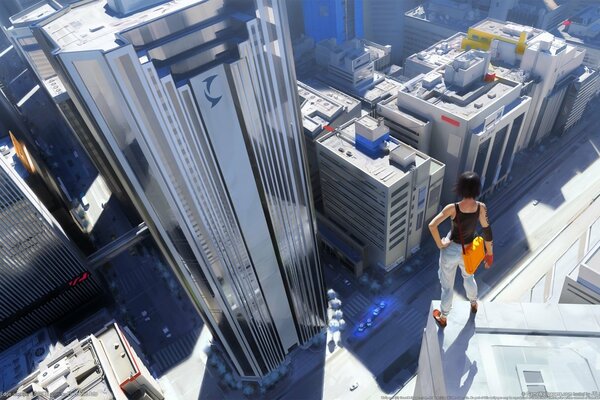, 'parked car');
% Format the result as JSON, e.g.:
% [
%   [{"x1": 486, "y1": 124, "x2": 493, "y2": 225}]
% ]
[
  {"x1": 349, "y1": 382, "x2": 359, "y2": 391},
  {"x1": 343, "y1": 279, "x2": 351, "y2": 286},
  {"x1": 372, "y1": 307, "x2": 381, "y2": 317},
  {"x1": 532, "y1": 199, "x2": 540, "y2": 206},
  {"x1": 141, "y1": 310, "x2": 150, "y2": 322},
  {"x1": 358, "y1": 323, "x2": 366, "y2": 332},
  {"x1": 366, "y1": 318, "x2": 373, "y2": 327},
  {"x1": 162, "y1": 326, "x2": 172, "y2": 338},
  {"x1": 379, "y1": 301, "x2": 386, "y2": 309}
]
